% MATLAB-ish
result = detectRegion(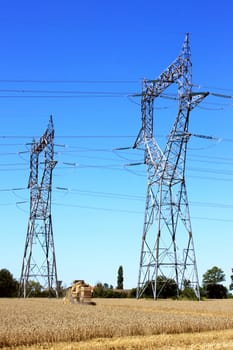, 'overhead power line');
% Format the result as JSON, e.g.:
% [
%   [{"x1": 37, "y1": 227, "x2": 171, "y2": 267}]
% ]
[
  {"x1": 0, "y1": 89, "x2": 132, "y2": 95},
  {"x1": 0, "y1": 95, "x2": 128, "y2": 99},
  {"x1": 193, "y1": 83, "x2": 233, "y2": 93},
  {"x1": 54, "y1": 186, "x2": 233, "y2": 209},
  {"x1": 211, "y1": 92, "x2": 233, "y2": 99},
  {"x1": 51, "y1": 202, "x2": 233, "y2": 222},
  {"x1": 0, "y1": 187, "x2": 27, "y2": 192},
  {"x1": 0, "y1": 79, "x2": 139, "y2": 83},
  {"x1": 0, "y1": 79, "x2": 231, "y2": 93},
  {"x1": 0, "y1": 135, "x2": 136, "y2": 139},
  {"x1": 0, "y1": 87, "x2": 232, "y2": 104},
  {"x1": 1, "y1": 185, "x2": 232, "y2": 211}
]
